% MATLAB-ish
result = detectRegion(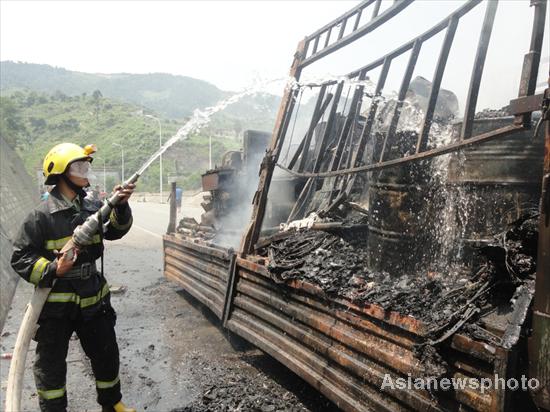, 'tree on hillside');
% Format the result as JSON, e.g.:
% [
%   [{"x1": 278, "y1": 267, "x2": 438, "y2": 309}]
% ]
[
  {"x1": 92, "y1": 89, "x2": 103, "y2": 101},
  {"x1": 24, "y1": 92, "x2": 39, "y2": 107},
  {"x1": 0, "y1": 97, "x2": 27, "y2": 148},
  {"x1": 92, "y1": 89, "x2": 103, "y2": 121},
  {"x1": 233, "y1": 119, "x2": 243, "y2": 139},
  {"x1": 29, "y1": 117, "x2": 47, "y2": 131},
  {"x1": 53, "y1": 90, "x2": 68, "y2": 102}
]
